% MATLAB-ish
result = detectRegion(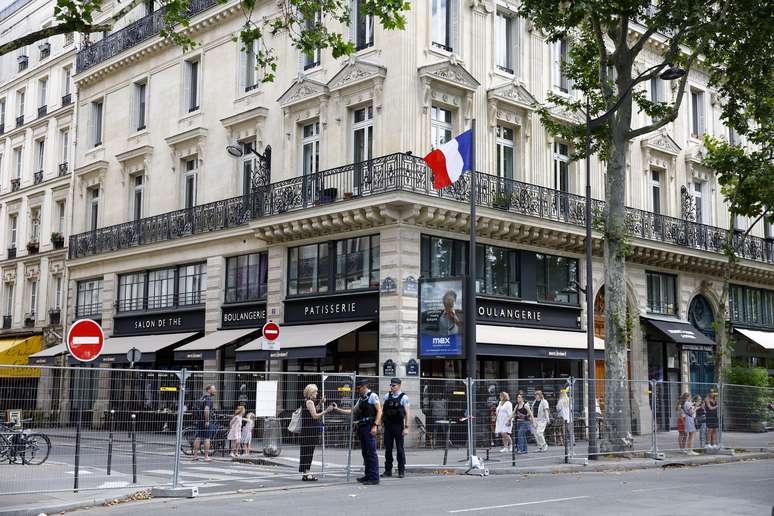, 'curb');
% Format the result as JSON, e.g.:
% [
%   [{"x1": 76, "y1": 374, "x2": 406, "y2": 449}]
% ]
[{"x1": 0, "y1": 490, "x2": 147, "y2": 516}]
